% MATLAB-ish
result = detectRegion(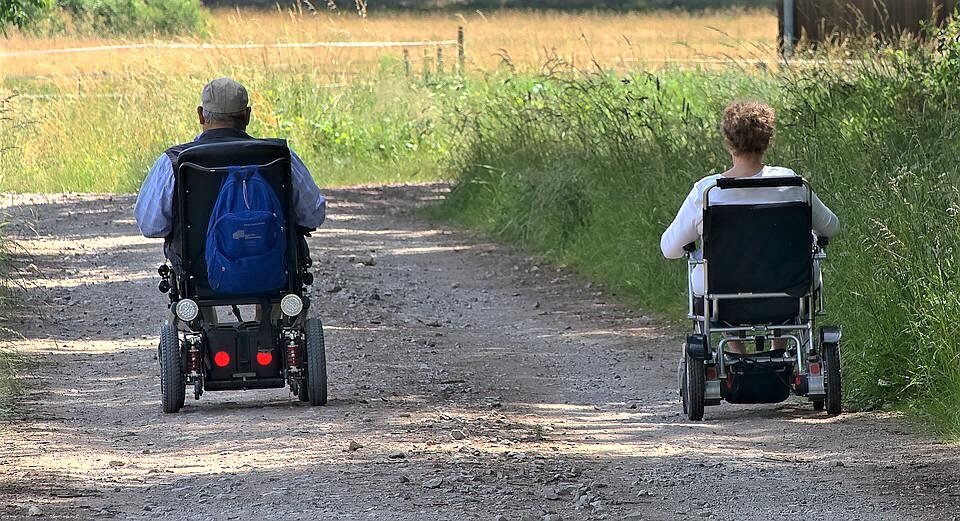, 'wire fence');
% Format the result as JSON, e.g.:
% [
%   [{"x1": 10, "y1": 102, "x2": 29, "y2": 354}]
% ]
[
  {"x1": 0, "y1": 39, "x2": 460, "y2": 58},
  {"x1": 1, "y1": 27, "x2": 852, "y2": 101}
]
